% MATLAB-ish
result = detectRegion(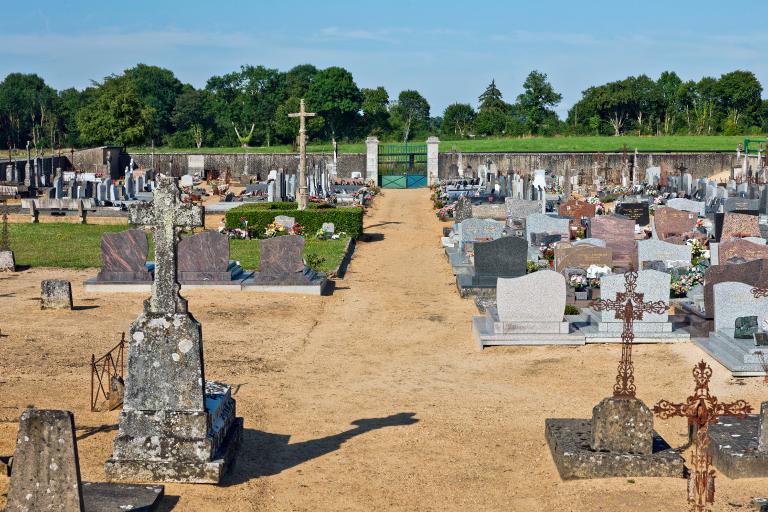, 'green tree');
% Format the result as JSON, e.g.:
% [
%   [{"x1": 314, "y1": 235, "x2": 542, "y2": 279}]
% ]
[
  {"x1": 284, "y1": 64, "x2": 318, "y2": 99},
  {"x1": 123, "y1": 64, "x2": 183, "y2": 143},
  {"x1": 655, "y1": 71, "x2": 682, "y2": 134},
  {"x1": 0, "y1": 73, "x2": 59, "y2": 150},
  {"x1": 515, "y1": 70, "x2": 562, "y2": 135},
  {"x1": 171, "y1": 89, "x2": 215, "y2": 148},
  {"x1": 305, "y1": 66, "x2": 362, "y2": 140},
  {"x1": 389, "y1": 90, "x2": 430, "y2": 142},
  {"x1": 360, "y1": 87, "x2": 390, "y2": 136},
  {"x1": 473, "y1": 108, "x2": 509, "y2": 136},
  {"x1": 478, "y1": 79, "x2": 507, "y2": 111},
  {"x1": 58, "y1": 88, "x2": 85, "y2": 147},
  {"x1": 76, "y1": 75, "x2": 155, "y2": 146},
  {"x1": 205, "y1": 65, "x2": 285, "y2": 147},
  {"x1": 716, "y1": 70, "x2": 763, "y2": 133},
  {"x1": 273, "y1": 97, "x2": 325, "y2": 143},
  {"x1": 442, "y1": 103, "x2": 475, "y2": 137}
]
